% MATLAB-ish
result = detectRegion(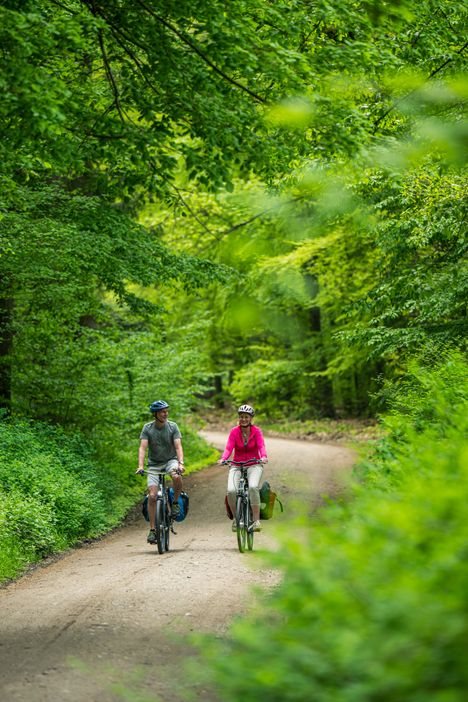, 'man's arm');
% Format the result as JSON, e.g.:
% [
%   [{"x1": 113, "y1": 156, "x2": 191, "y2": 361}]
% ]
[
  {"x1": 174, "y1": 437, "x2": 184, "y2": 472},
  {"x1": 136, "y1": 438, "x2": 148, "y2": 473}
]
